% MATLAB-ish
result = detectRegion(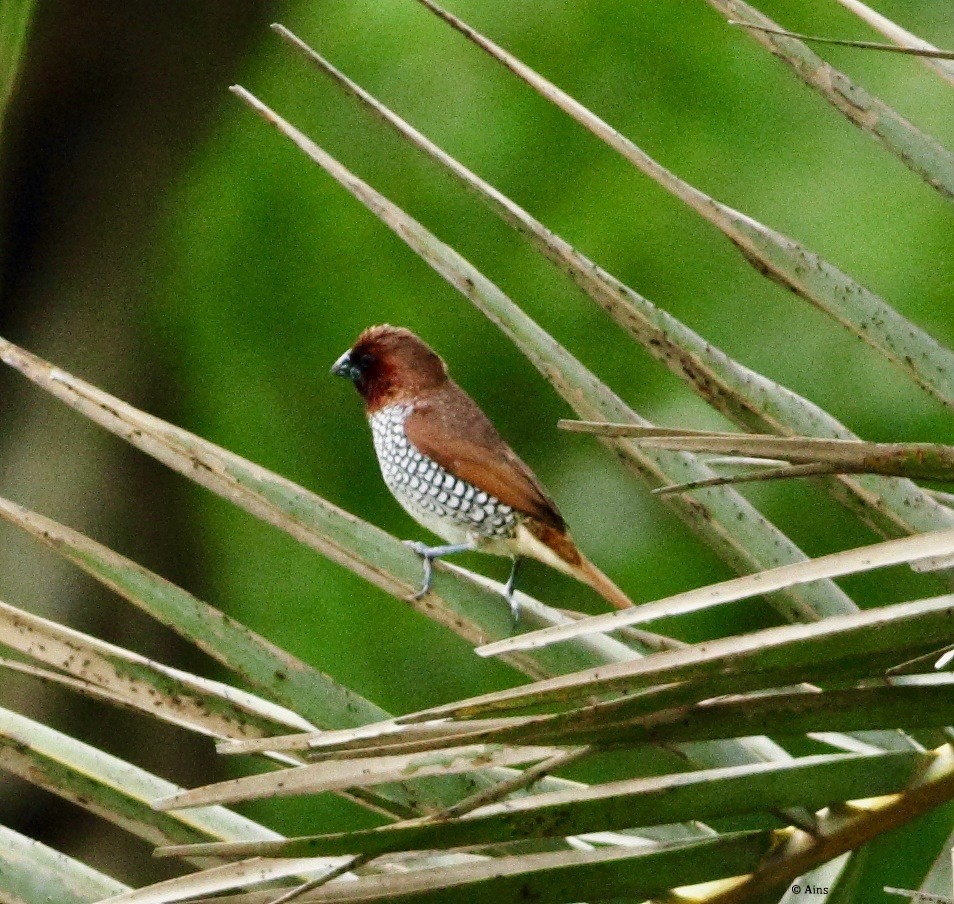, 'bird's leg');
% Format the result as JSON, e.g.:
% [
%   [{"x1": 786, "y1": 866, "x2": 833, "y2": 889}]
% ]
[
  {"x1": 403, "y1": 540, "x2": 475, "y2": 600},
  {"x1": 504, "y1": 556, "x2": 522, "y2": 625}
]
